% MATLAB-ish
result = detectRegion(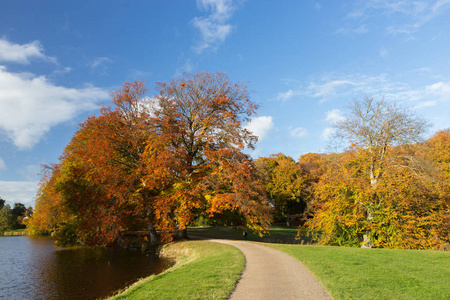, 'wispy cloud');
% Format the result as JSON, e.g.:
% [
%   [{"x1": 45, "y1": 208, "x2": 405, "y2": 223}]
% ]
[
  {"x1": 290, "y1": 127, "x2": 308, "y2": 138},
  {"x1": 275, "y1": 72, "x2": 450, "y2": 111},
  {"x1": 308, "y1": 79, "x2": 357, "y2": 100},
  {"x1": 0, "y1": 38, "x2": 56, "y2": 64},
  {"x1": 314, "y1": 2, "x2": 321, "y2": 10},
  {"x1": 0, "y1": 156, "x2": 6, "y2": 171},
  {"x1": 348, "y1": 0, "x2": 450, "y2": 35},
  {"x1": 18, "y1": 164, "x2": 42, "y2": 181},
  {"x1": 89, "y1": 57, "x2": 112, "y2": 75},
  {"x1": 245, "y1": 116, "x2": 274, "y2": 141},
  {"x1": 335, "y1": 24, "x2": 369, "y2": 36},
  {"x1": 0, "y1": 66, "x2": 108, "y2": 149},
  {"x1": 191, "y1": 0, "x2": 237, "y2": 53},
  {"x1": 276, "y1": 89, "x2": 296, "y2": 101},
  {"x1": 175, "y1": 55, "x2": 194, "y2": 77}
]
